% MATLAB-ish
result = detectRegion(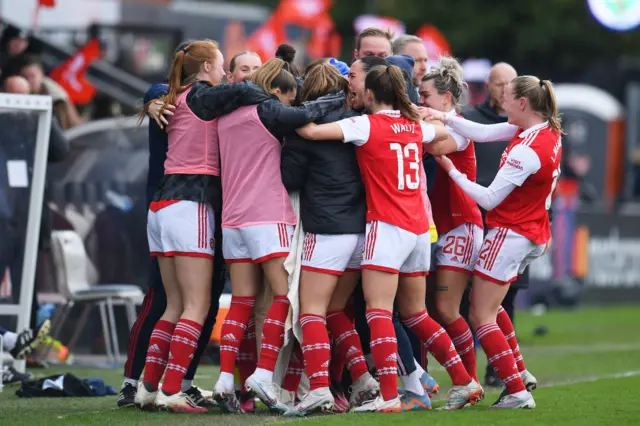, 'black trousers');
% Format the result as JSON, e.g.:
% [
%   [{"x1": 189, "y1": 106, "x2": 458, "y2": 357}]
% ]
[{"x1": 123, "y1": 211, "x2": 226, "y2": 382}]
